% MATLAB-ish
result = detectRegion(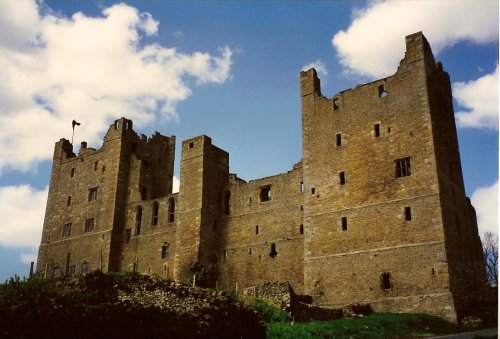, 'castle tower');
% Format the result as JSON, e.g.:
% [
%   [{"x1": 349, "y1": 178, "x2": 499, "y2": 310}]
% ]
[
  {"x1": 300, "y1": 32, "x2": 486, "y2": 322},
  {"x1": 173, "y1": 136, "x2": 229, "y2": 285}
]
